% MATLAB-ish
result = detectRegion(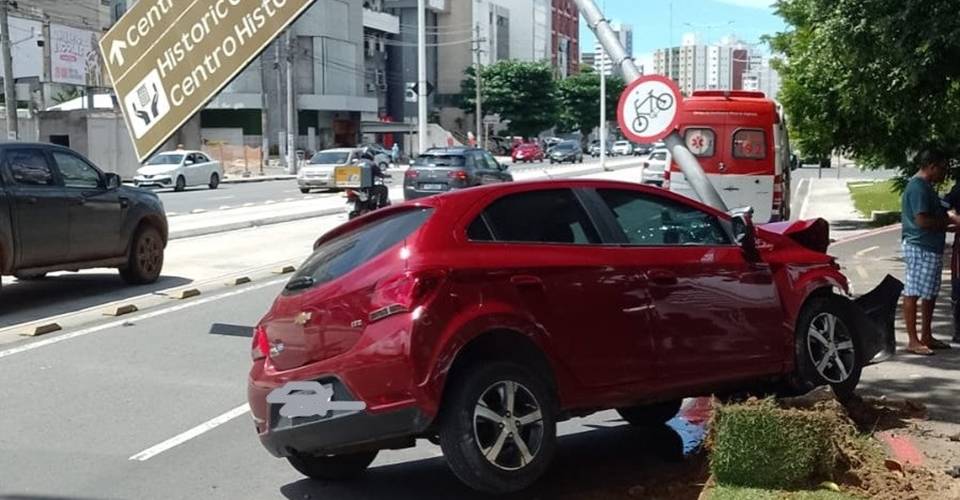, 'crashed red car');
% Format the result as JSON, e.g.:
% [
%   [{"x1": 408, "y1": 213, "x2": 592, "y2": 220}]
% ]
[{"x1": 247, "y1": 179, "x2": 899, "y2": 494}]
